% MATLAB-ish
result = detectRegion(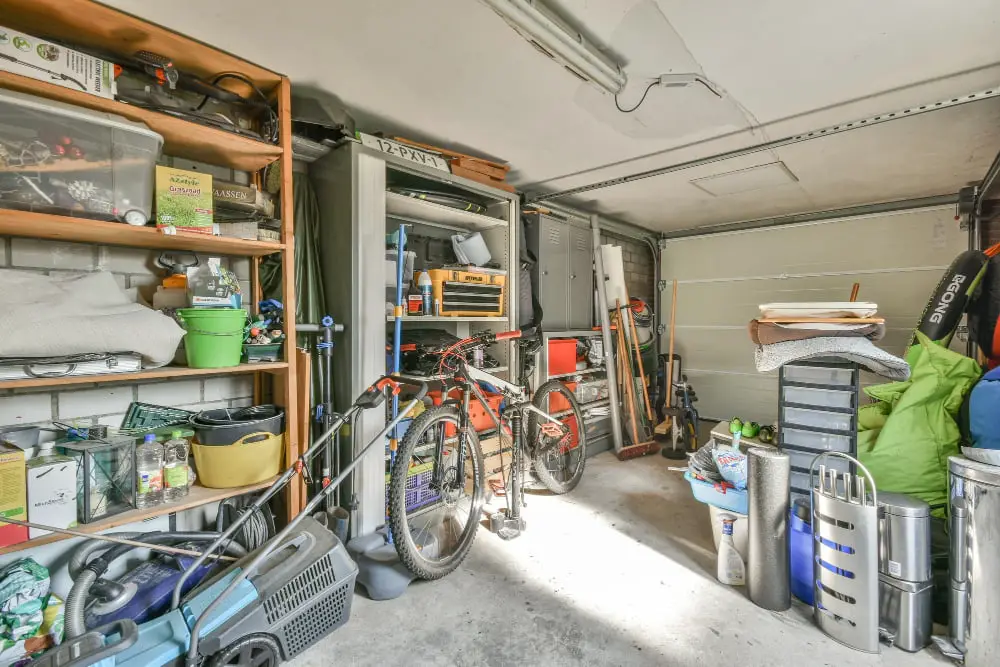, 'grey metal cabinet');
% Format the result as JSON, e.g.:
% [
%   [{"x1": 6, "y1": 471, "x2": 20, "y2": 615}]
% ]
[
  {"x1": 527, "y1": 213, "x2": 593, "y2": 330},
  {"x1": 568, "y1": 224, "x2": 593, "y2": 328}
]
